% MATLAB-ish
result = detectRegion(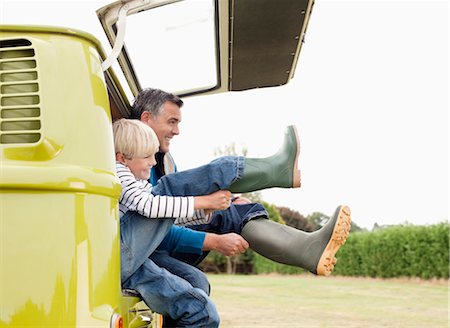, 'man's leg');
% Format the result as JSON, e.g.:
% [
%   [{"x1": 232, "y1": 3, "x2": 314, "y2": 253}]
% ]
[
  {"x1": 151, "y1": 156, "x2": 243, "y2": 196},
  {"x1": 172, "y1": 203, "x2": 268, "y2": 265},
  {"x1": 150, "y1": 250, "x2": 212, "y2": 327},
  {"x1": 174, "y1": 204, "x2": 352, "y2": 276},
  {"x1": 123, "y1": 257, "x2": 219, "y2": 328},
  {"x1": 191, "y1": 203, "x2": 269, "y2": 234},
  {"x1": 153, "y1": 125, "x2": 301, "y2": 195},
  {"x1": 150, "y1": 250, "x2": 210, "y2": 295},
  {"x1": 241, "y1": 205, "x2": 352, "y2": 276}
]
